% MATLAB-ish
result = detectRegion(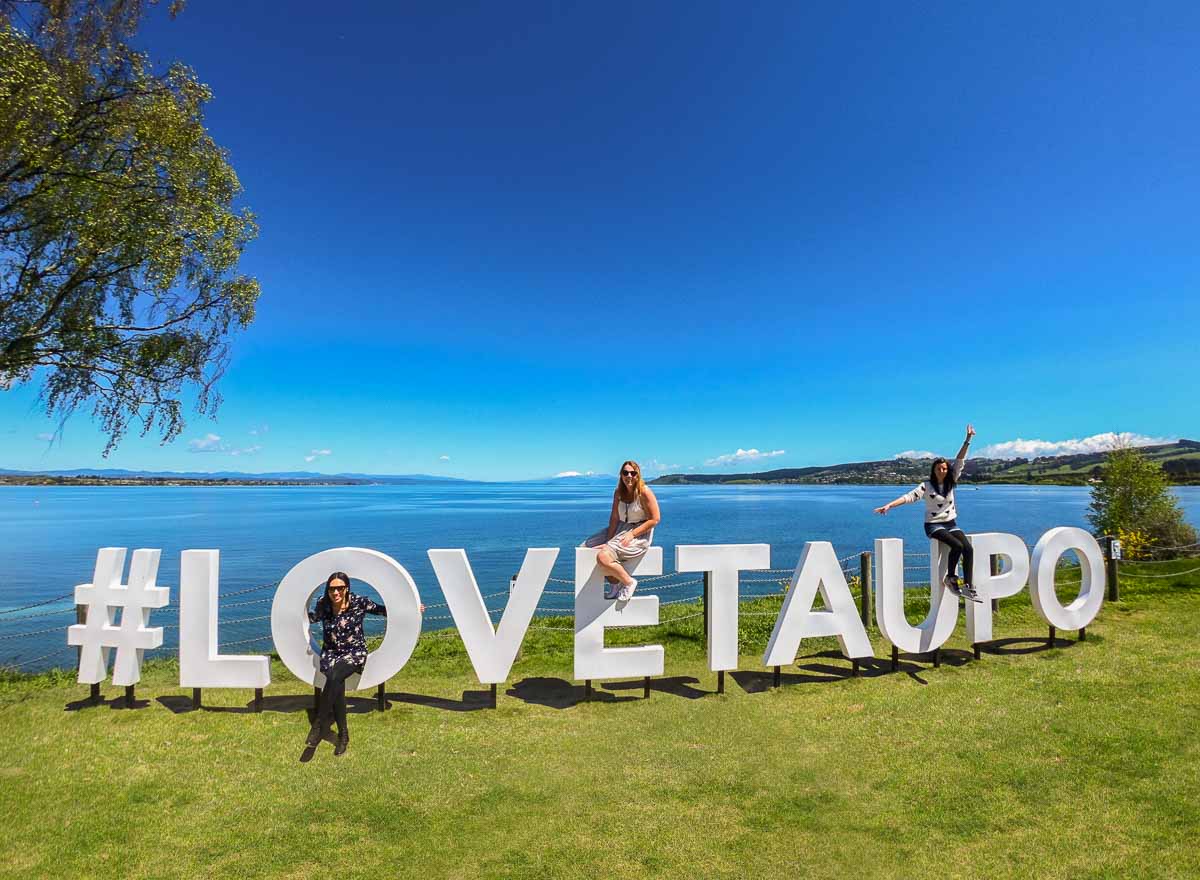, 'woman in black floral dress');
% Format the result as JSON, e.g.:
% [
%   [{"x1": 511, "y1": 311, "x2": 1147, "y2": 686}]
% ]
[{"x1": 305, "y1": 571, "x2": 387, "y2": 755}]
